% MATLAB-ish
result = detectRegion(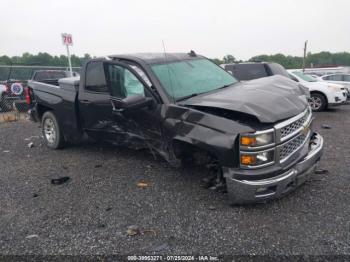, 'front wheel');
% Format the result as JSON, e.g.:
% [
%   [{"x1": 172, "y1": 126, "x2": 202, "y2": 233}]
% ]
[
  {"x1": 309, "y1": 93, "x2": 327, "y2": 112},
  {"x1": 41, "y1": 111, "x2": 65, "y2": 149}
]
